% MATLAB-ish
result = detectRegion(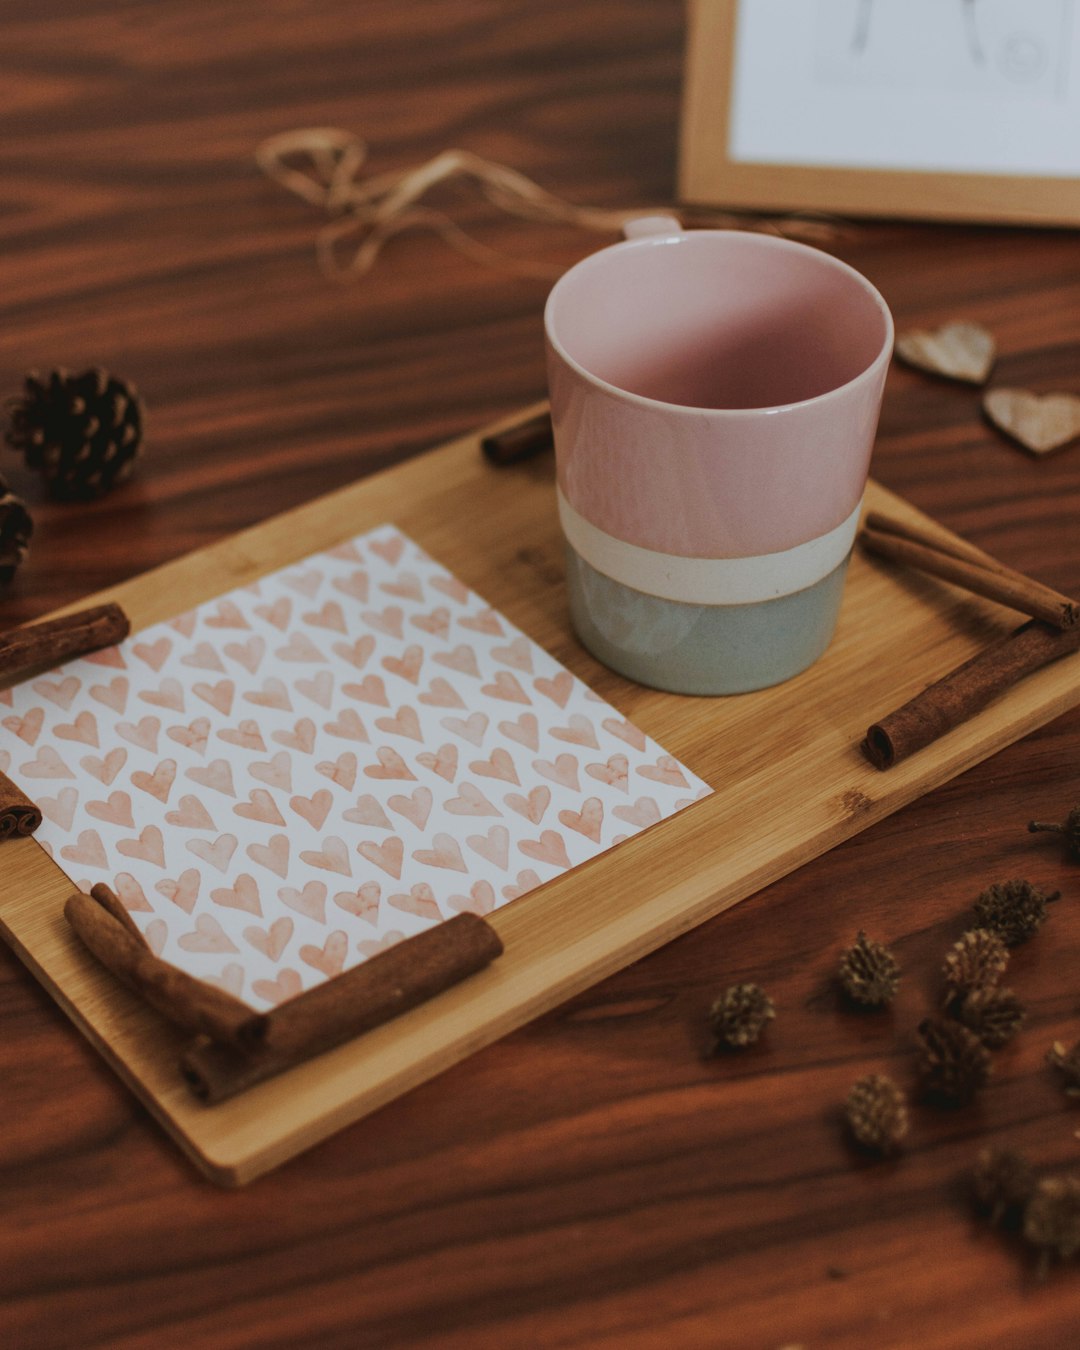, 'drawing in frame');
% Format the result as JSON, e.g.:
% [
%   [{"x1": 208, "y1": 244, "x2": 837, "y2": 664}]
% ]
[{"x1": 679, "y1": 0, "x2": 1080, "y2": 226}]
